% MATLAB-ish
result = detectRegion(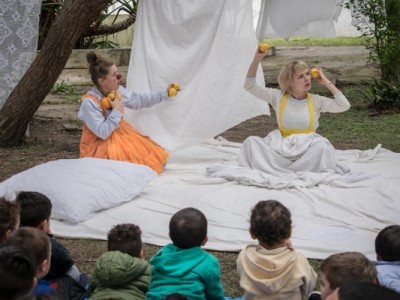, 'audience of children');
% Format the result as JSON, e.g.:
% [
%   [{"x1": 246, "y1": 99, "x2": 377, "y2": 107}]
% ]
[
  {"x1": 1, "y1": 190, "x2": 399, "y2": 299},
  {"x1": 309, "y1": 251, "x2": 378, "y2": 300},
  {"x1": 4, "y1": 227, "x2": 53, "y2": 297},
  {"x1": 146, "y1": 207, "x2": 225, "y2": 300},
  {"x1": 237, "y1": 200, "x2": 317, "y2": 299},
  {"x1": 16, "y1": 191, "x2": 87, "y2": 285},
  {"x1": 89, "y1": 223, "x2": 151, "y2": 299},
  {"x1": 325, "y1": 281, "x2": 400, "y2": 300},
  {"x1": 374, "y1": 225, "x2": 400, "y2": 293},
  {"x1": 0, "y1": 196, "x2": 20, "y2": 243},
  {"x1": 0, "y1": 244, "x2": 37, "y2": 300},
  {"x1": 15, "y1": 191, "x2": 89, "y2": 299}
]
